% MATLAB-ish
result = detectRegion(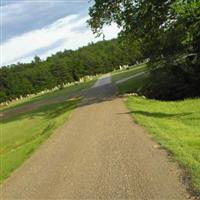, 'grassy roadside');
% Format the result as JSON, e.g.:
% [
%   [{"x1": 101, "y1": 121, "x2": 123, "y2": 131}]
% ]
[
  {"x1": 117, "y1": 73, "x2": 148, "y2": 94},
  {"x1": 127, "y1": 96, "x2": 200, "y2": 195},
  {"x1": 113, "y1": 69, "x2": 200, "y2": 195},
  {"x1": 0, "y1": 98, "x2": 81, "y2": 182},
  {"x1": 112, "y1": 63, "x2": 147, "y2": 82},
  {"x1": 0, "y1": 78, "x2": 96, "y2": 182}
]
